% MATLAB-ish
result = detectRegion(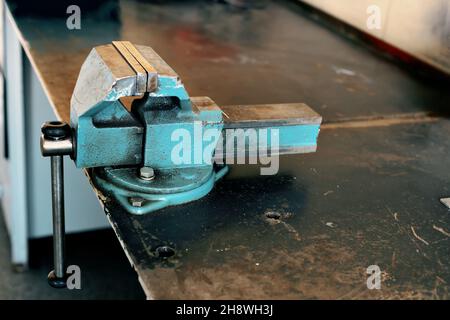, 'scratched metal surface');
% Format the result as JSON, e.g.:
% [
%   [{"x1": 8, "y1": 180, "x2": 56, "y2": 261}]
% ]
[
  {"x1": 104, "y1": 120, "x2": 450, "y2": 299},
  {"x1": 6, "y1": 0, "x2": 450, "y2": 299},
  {"x1": 7, "y1": 0, "x2": 450, "y2": 123}
]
